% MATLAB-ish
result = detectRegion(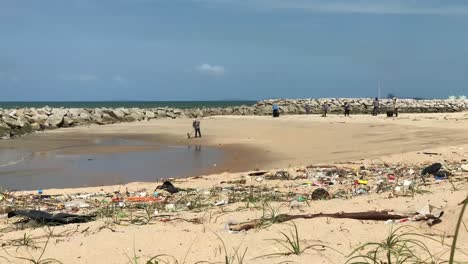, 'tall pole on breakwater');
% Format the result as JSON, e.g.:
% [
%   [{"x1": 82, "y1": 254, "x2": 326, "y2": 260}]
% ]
[{"x1": 378, "y1": 80, "x2": 381, "y2": 99}]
